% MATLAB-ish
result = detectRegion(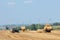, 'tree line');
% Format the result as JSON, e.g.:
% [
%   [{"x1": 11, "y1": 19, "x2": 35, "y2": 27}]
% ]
[{"x1": 5, "y1": 22, "x2": 60, "y2": 30}]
